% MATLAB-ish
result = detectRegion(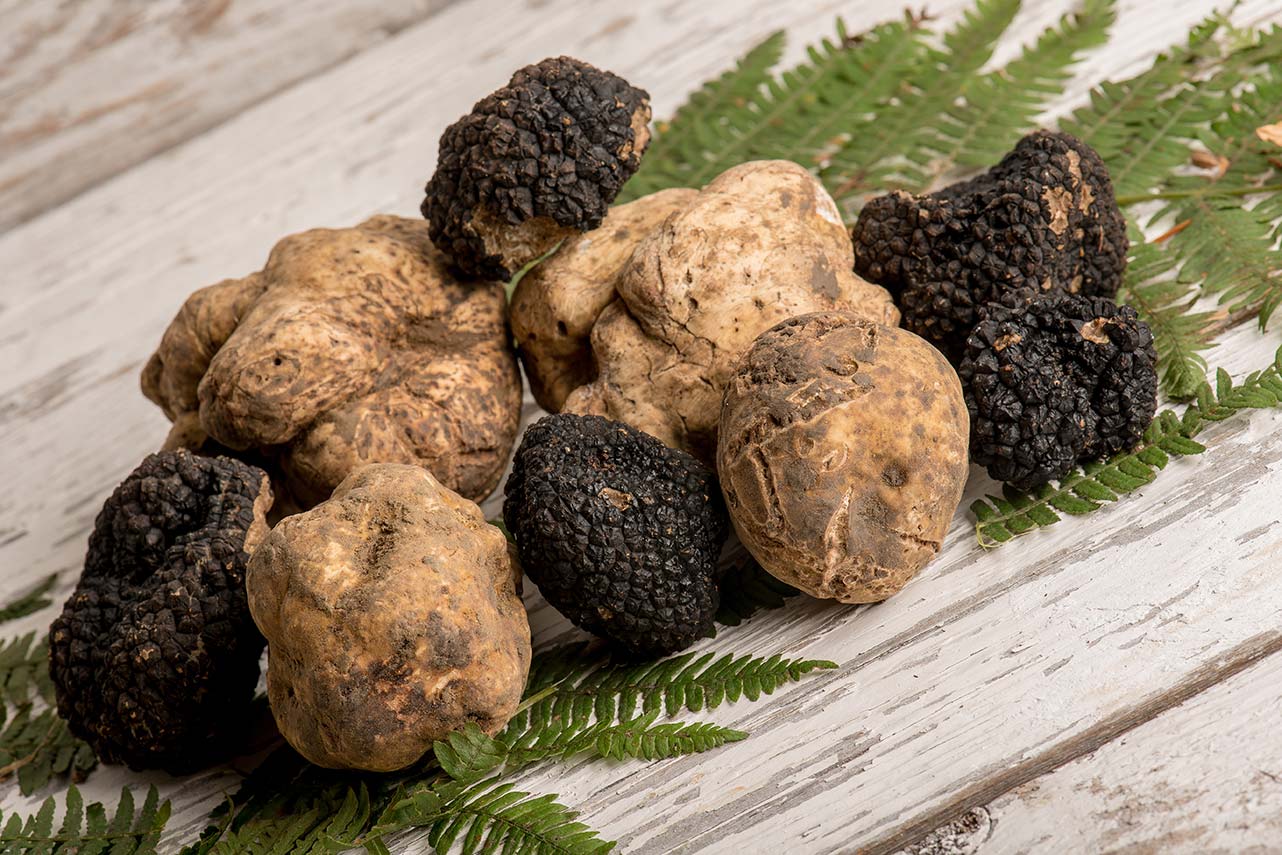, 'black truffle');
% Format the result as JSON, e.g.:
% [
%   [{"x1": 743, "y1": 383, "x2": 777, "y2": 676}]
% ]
[
  {"x1": 851, "y1": 130, "x2": 1128, "y2": 362},
  {"x1": 503, "y1": 414, "x2": 728, "y2": 657},
  {"x1": 49, "y1": 449, "x2": 272, "y2": 771},
  {"x1": 423, "y1": 56, "x2": 652, "y2": 280},
  {"x1": 959, "y1": 295, "x2": 1158, "y2": 489}
]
